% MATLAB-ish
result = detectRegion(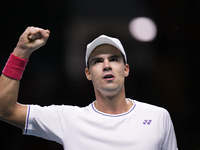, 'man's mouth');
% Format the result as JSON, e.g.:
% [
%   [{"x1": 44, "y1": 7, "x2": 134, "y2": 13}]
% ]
[{"x1": 103, "y1": 74, "x2": 114, "y2": 80}]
